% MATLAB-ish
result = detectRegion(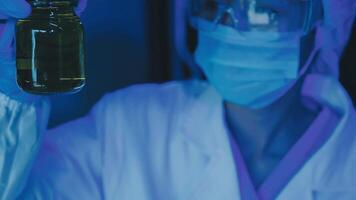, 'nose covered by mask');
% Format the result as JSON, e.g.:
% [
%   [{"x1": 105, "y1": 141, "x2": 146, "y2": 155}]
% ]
[{"x1": 194, "y1": 19, "x2": 304, "y2": 109}]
